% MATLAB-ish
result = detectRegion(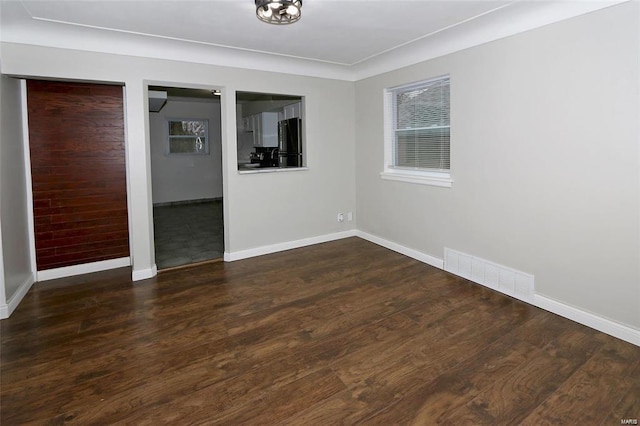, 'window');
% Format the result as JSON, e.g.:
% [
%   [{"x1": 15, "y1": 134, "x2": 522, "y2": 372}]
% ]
[
  {"x1": 167, "y1": 119, "x2": 209, "y2": 155},
  {"x1": 235, "y1": 91, "x2": 306, "y2": 172},
  {"x1": 382, "y1": 75, "x2": 452, "y2": 187}
]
